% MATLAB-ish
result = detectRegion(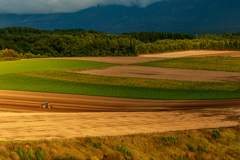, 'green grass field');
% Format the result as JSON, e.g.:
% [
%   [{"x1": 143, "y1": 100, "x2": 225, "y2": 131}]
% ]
[
  {"x1": 0, "y1": 74, "x2": 239, "y2": 100},
  {"x1": 0, "y1": 58, "x2": 239, "y2": 100},
  {"x1": 133, "y1": 57, "x2": 240, "y2": 72}
]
